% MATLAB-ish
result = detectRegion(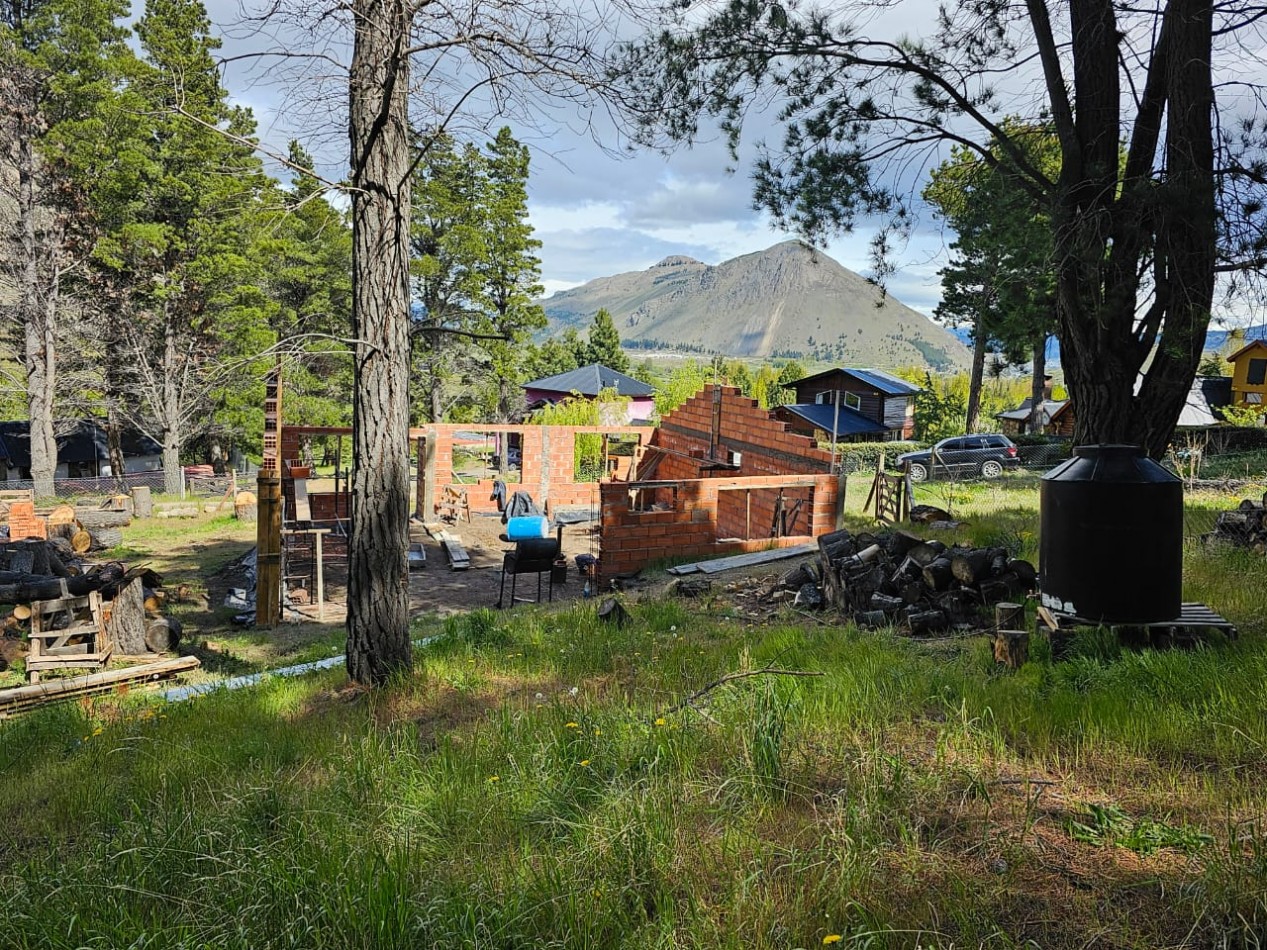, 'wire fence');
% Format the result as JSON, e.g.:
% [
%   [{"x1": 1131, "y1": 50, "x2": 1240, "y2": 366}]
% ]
[{"x1": 0, "y1": 470, "x2": 238, "y2": 501}]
